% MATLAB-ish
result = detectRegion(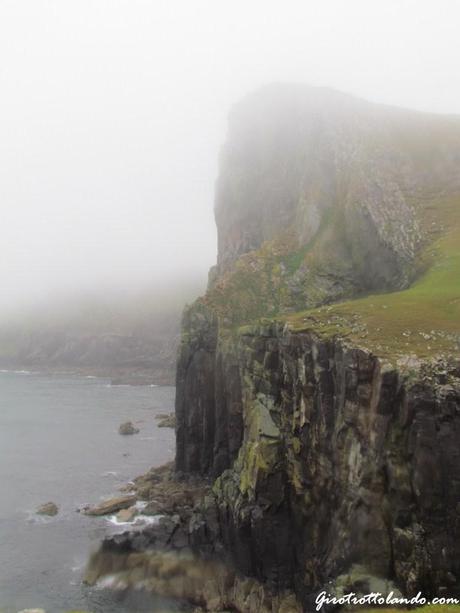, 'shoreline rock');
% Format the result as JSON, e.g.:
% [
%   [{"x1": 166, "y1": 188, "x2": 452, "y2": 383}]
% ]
[
  {"x1": 155, "y1": 412, "x2": 176, "y2": 428},
  {"x1": 84, "y1": 462, "x2": 302, "y2": 612},
  {"x1": 83, "y1": 494, "x2": 137, "y2": 516}
]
